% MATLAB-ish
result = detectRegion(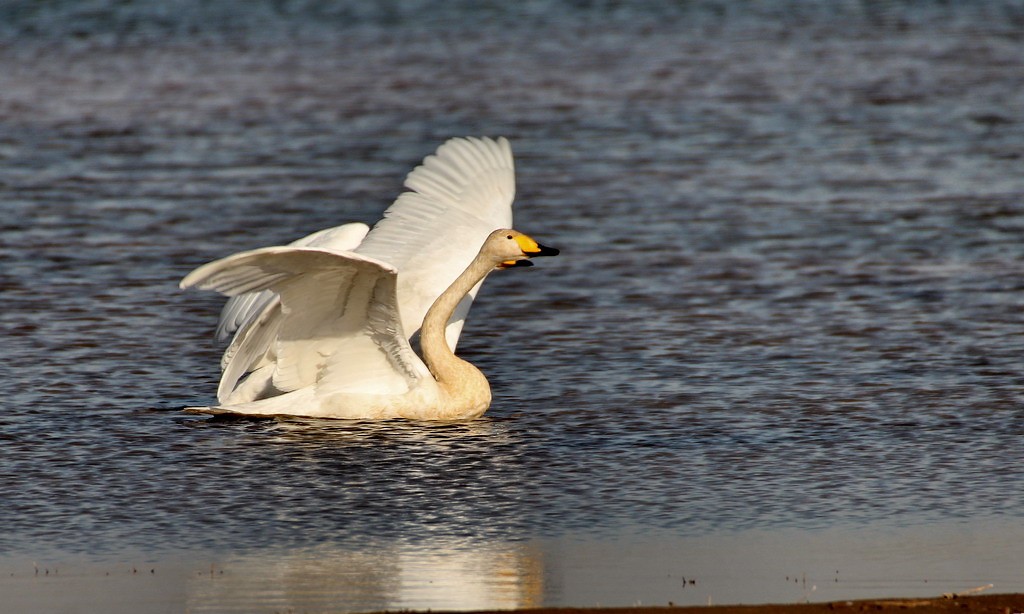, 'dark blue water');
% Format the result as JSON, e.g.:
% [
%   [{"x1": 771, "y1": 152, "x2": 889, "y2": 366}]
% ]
[{"x1": 2, "y1": 1, "x2": 1023, "y2": 609}]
